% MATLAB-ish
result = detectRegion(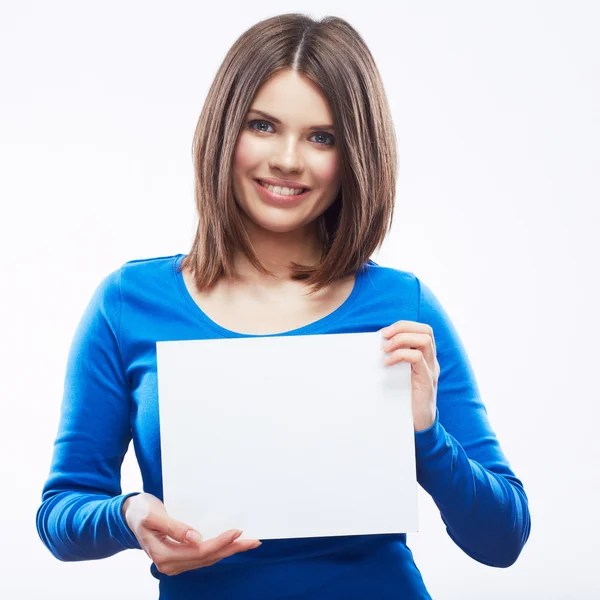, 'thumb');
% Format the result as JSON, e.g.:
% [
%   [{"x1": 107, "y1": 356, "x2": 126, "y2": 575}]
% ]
[{"x1": 166, "y1": 517, "x2": 203, "y2": 544}]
